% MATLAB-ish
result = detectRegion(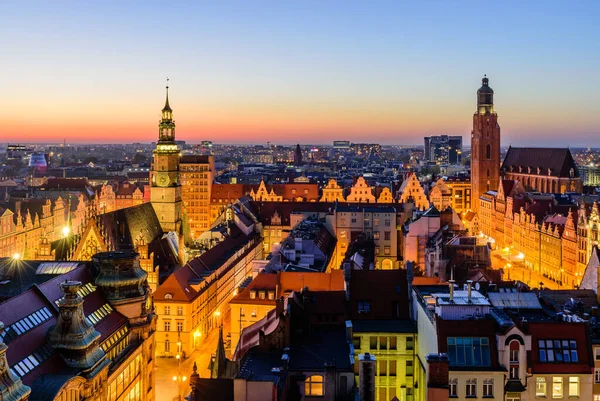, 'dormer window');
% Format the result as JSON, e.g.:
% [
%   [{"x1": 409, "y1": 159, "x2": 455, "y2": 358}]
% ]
[
  {"x1": 249, "y1": 290, "x2": 256, "y2": 300},
  {"x1": 165, "y1": 293, "x2": 173, "y2": 300},
  {"x1": 268, "y1": 291, "x2": 275, "y2": 300},
  {"x1": 259, "y1": 291, "x2": 266, "y2": 300}
]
